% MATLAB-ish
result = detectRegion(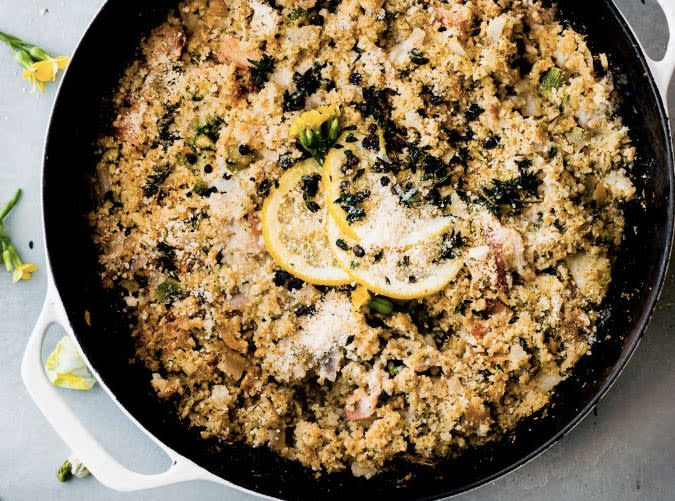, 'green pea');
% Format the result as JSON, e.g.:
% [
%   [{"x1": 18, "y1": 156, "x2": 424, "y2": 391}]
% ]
[{"x1": 368, "y1": 296, "x2": 394, "y2": 314}]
